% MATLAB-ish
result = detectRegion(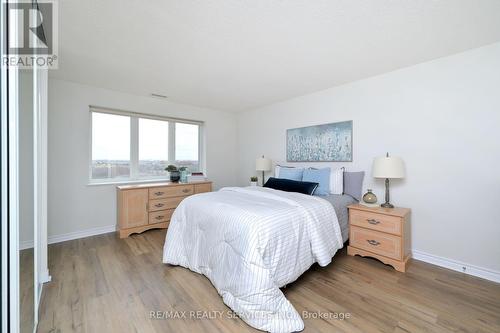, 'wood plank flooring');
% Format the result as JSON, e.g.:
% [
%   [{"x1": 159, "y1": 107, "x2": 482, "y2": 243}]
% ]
[{"x1": 38, "y1": 229, "x2": 500, "y2": 333}]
